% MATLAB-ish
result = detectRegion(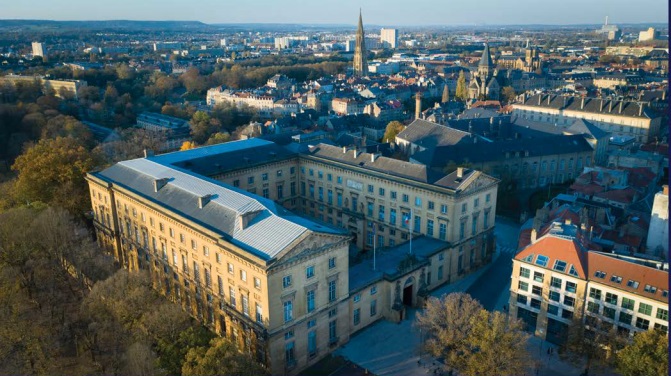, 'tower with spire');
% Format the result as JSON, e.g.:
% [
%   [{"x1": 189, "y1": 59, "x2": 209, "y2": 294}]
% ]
[
  {"x1": 468, "y1": 42, "x2": 499, "y2": 101},
  {"x1": 353, "y1": 10, "x2": 368, "y2": 76}
]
